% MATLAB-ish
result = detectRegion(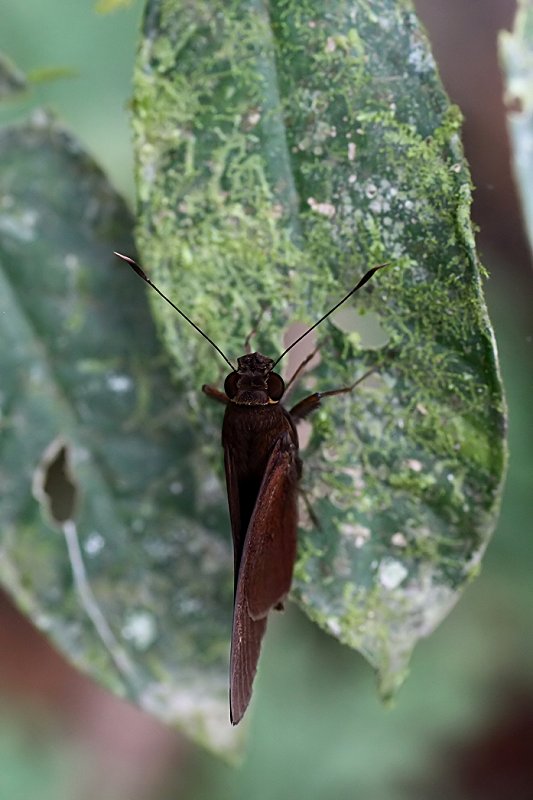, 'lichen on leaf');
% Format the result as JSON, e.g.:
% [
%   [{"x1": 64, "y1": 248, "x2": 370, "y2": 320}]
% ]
[{"x1": 0, "y1": 0, "x2": 507, "y2": 757}]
